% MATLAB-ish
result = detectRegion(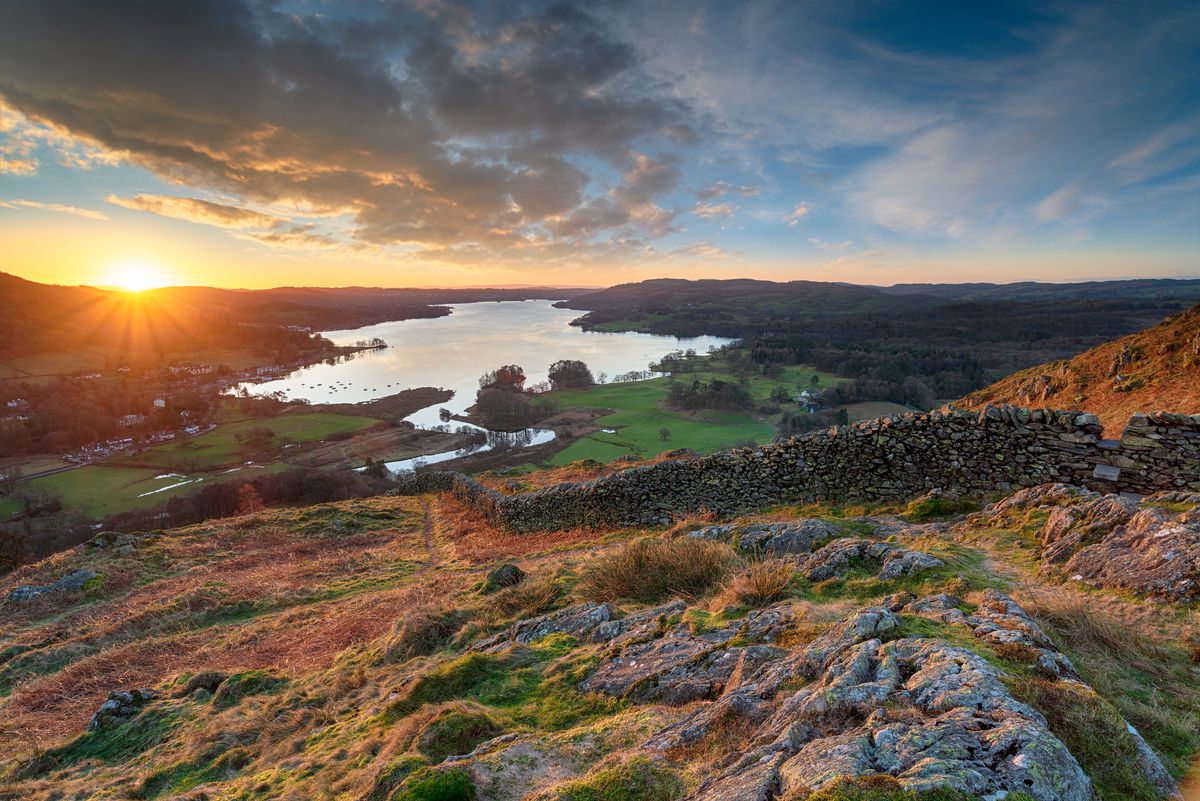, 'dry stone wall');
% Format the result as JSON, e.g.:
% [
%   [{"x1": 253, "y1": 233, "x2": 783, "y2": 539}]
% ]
[{"x1": 396, "y1": 405, "x2": 1200, "y2": 533}]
